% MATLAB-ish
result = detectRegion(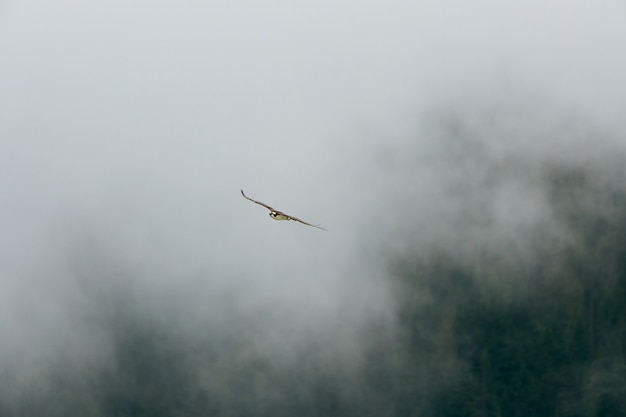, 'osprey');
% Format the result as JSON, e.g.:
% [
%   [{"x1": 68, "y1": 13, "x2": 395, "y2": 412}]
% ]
[{"x1": 241, "y1": 189, "x2": 327, "y2": 231}]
